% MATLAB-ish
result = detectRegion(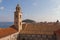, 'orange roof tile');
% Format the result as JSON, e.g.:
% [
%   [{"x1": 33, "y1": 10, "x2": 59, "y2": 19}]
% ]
[{"x1": 0, "y1": 25, "x2": 17, "y2": 38}]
